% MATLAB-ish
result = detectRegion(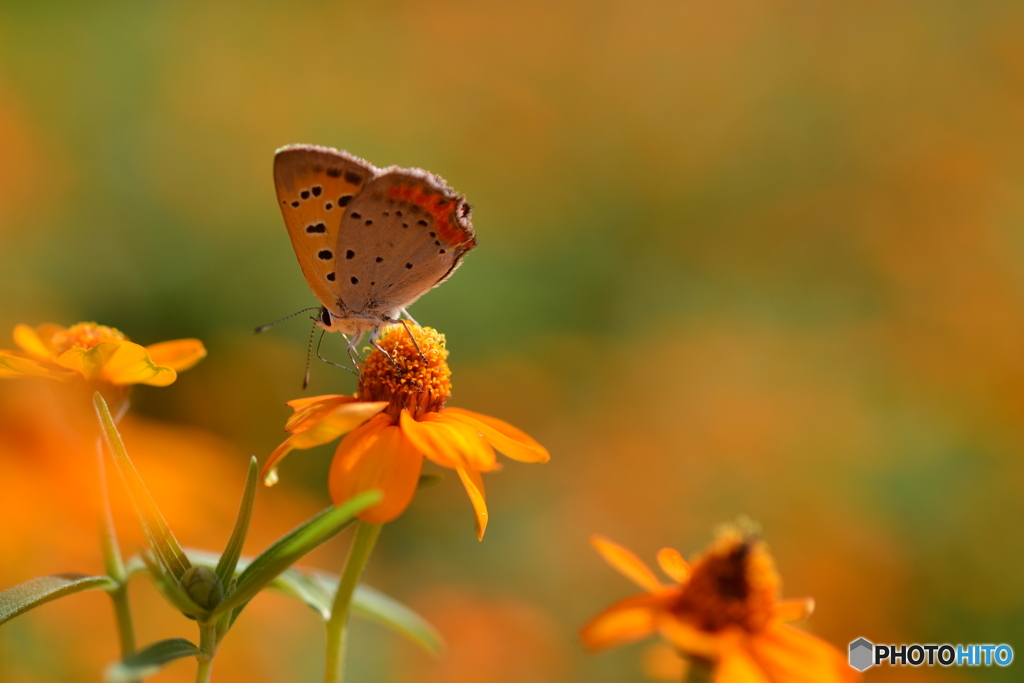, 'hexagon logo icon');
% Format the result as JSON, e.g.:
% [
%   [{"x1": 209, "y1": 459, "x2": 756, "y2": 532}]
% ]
[{"x1": 849, "y1": 638, "x2": 874, "y2": 671}]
